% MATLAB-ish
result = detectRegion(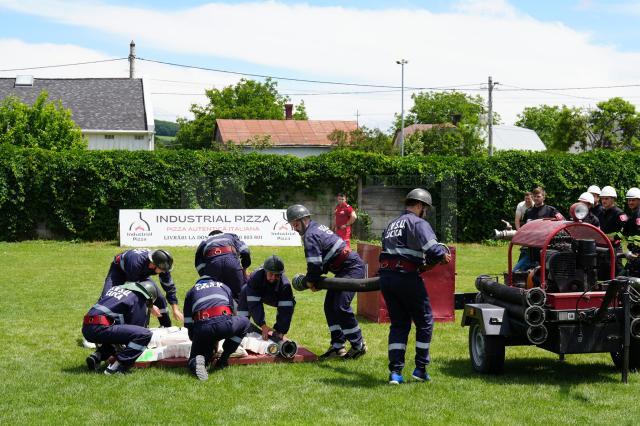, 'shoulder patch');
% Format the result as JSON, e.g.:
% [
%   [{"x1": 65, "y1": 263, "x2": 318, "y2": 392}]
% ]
[{"x1": 636, "y1": 217, "x2": 640, "y2": 226}]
